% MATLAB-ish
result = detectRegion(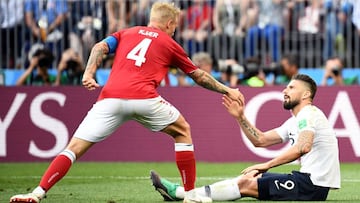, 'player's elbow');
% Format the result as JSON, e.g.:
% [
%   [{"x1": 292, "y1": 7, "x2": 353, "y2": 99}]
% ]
[
  {"x1": 302, "y1": 145, "x2": 312, "y2": 155},
  {"x1": 188, "y1": 69, "x2": 208, "y2": 85},
  {"x1": 297, "y1": 143, "x2": 312, "y2": 156},
  {"x1": 252, "y1": 137, "x2": 270, "y2": 148},
  {"x1": 92, "y1": 41, "x2": 109, "y2": 55},
  {"x1": 253, "y1": 142, "x2": 270, "y2": 148}
]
